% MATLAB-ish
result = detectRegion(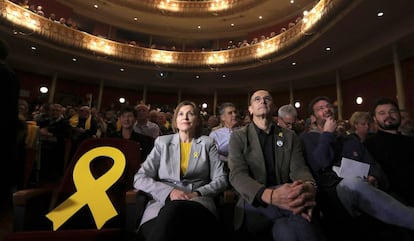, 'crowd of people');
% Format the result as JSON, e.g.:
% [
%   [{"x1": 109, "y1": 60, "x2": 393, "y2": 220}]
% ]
[
  {"x1": 13, "y1": 84, "x2": 414, "y2": 241},
  {"x1": 12, "y1": 0, "x2": 302, "y2": 52},
  {"x1": 4, "y1": 2, "x2": 414, "y2": 237}
]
